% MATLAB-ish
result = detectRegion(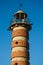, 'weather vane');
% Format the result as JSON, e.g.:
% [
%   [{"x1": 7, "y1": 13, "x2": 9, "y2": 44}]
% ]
[{"x1": 19, "y1": 3, "x2": 22, "y2": 10}]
